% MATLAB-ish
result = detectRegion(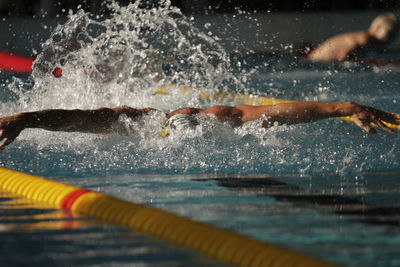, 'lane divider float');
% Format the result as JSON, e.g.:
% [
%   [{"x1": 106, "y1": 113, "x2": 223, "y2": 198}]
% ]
[
  {"x1": 0, "y1": 167, "x2": 338, "y2": 267},
  {"x1": 0, "y1": 51, "x2": 62, "y2": 76},
  {"x1": 0, "y1": 51, "x2": 34, "y2": 73}
]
